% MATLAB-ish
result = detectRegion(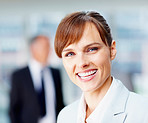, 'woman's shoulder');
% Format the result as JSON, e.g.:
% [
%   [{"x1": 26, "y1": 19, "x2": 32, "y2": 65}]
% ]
[
  {"x1": 127, "y1": 92, "x2": 148, "y2": 113},
  {"x1": 124, "y1": 92, "x2": 148, "y2": 121},
  {"x1": 57, "y1": 100, "x2": 79, "y2": 123},
  {"x1": 115, "y1": 77, "x2": 148, "y2": 108},
  {"x1": 128, "y1": 92, "x2": 148, "y2": 106}
]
